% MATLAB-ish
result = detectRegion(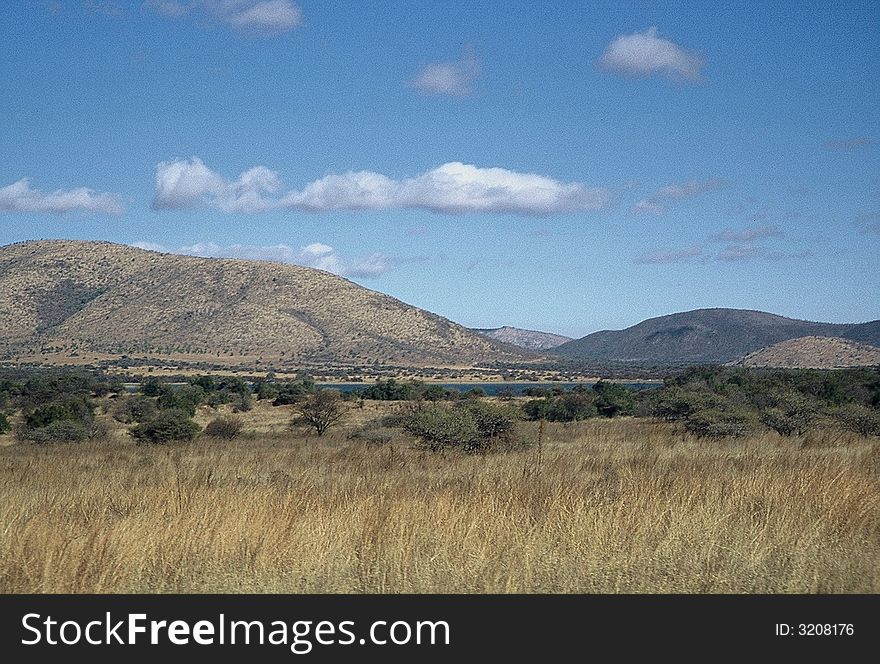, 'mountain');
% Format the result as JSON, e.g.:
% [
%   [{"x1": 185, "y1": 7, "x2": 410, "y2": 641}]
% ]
[
  {"x1": 552, "y1": 308, "x2": 880, "y2": 364},
  {"x1": 732, "y1": 336, "x2": 880, "y2": 369},
  {"x1": 0, "y1": 240, "x2": 527, "y2": 369},
  {"x1": 471, "y1": 326, "x2": 572, "y2": 351}
]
